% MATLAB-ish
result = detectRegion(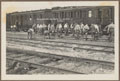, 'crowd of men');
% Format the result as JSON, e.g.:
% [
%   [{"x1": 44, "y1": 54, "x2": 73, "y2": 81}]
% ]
[{"x1": 27, "y1": 21, "x2": 114, "y2": 42}]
